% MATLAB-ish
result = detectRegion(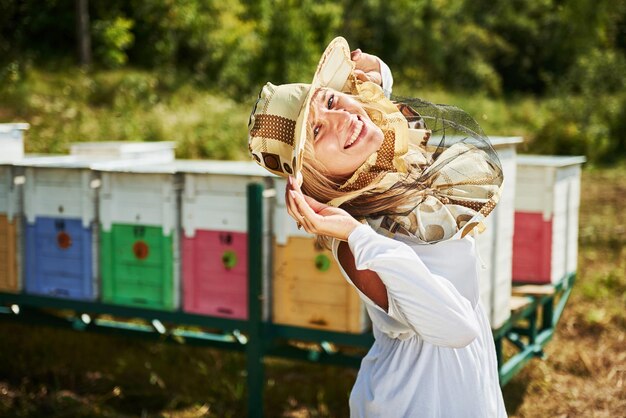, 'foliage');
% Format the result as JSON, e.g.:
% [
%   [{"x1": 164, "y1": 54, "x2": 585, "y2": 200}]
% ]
[
  {"x1": 0, "y1": 69, "x2": 252, "y2": 160},
  {"x1": 0, "y1": 0, "x2": 625, "y2": 162},
  {"x1": 0, "y1": 68, "x2": 550, "y2": 160},
  {"x1": 92, "y1": 17, "x2": 135, "y2": 68},
  {"x1": 528, "y1": 49, "x2": 626, "y2": 162},
  {"x1": 1, "y1": 0, "x2": 623, "y2": 94}
]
